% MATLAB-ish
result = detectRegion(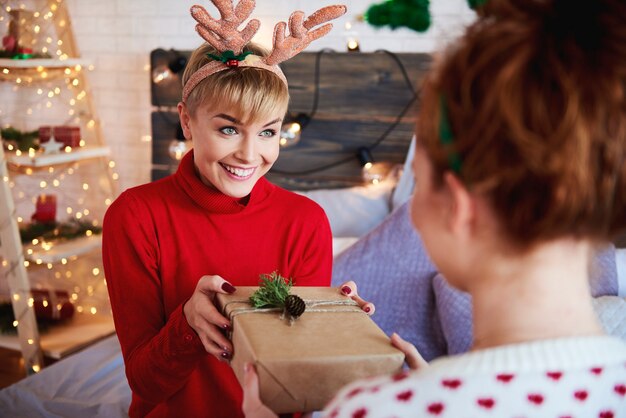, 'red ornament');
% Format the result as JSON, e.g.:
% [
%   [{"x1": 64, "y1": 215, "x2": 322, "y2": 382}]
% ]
[{"x1": 226, "y1": 59, "x2": 239, "y2": 67}]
